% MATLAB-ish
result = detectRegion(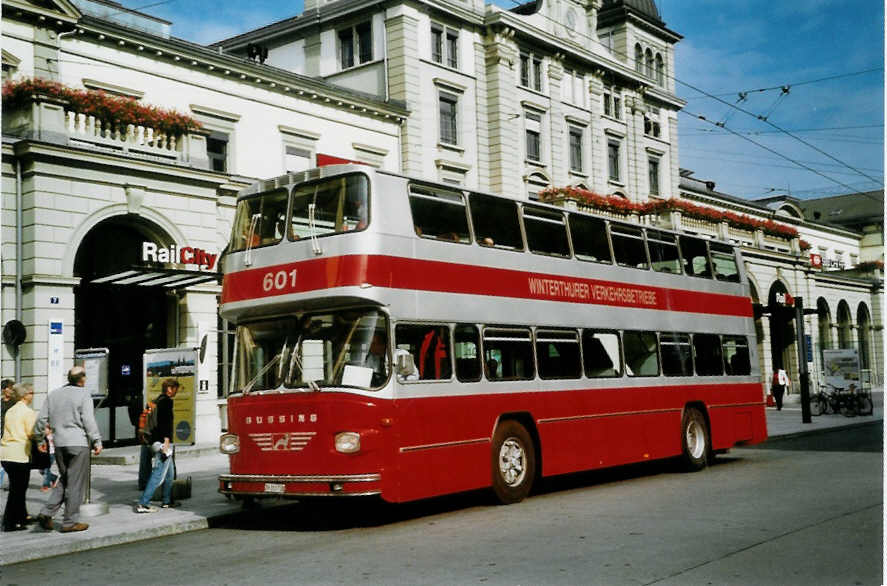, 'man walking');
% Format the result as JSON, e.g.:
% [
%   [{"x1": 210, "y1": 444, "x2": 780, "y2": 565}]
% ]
[
  {"x1": 33, "y1": 366, "x2": 102, "y2": 532},
  {"x1": 136, "y1": 379, "x2": 178, "y2": 512}
]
